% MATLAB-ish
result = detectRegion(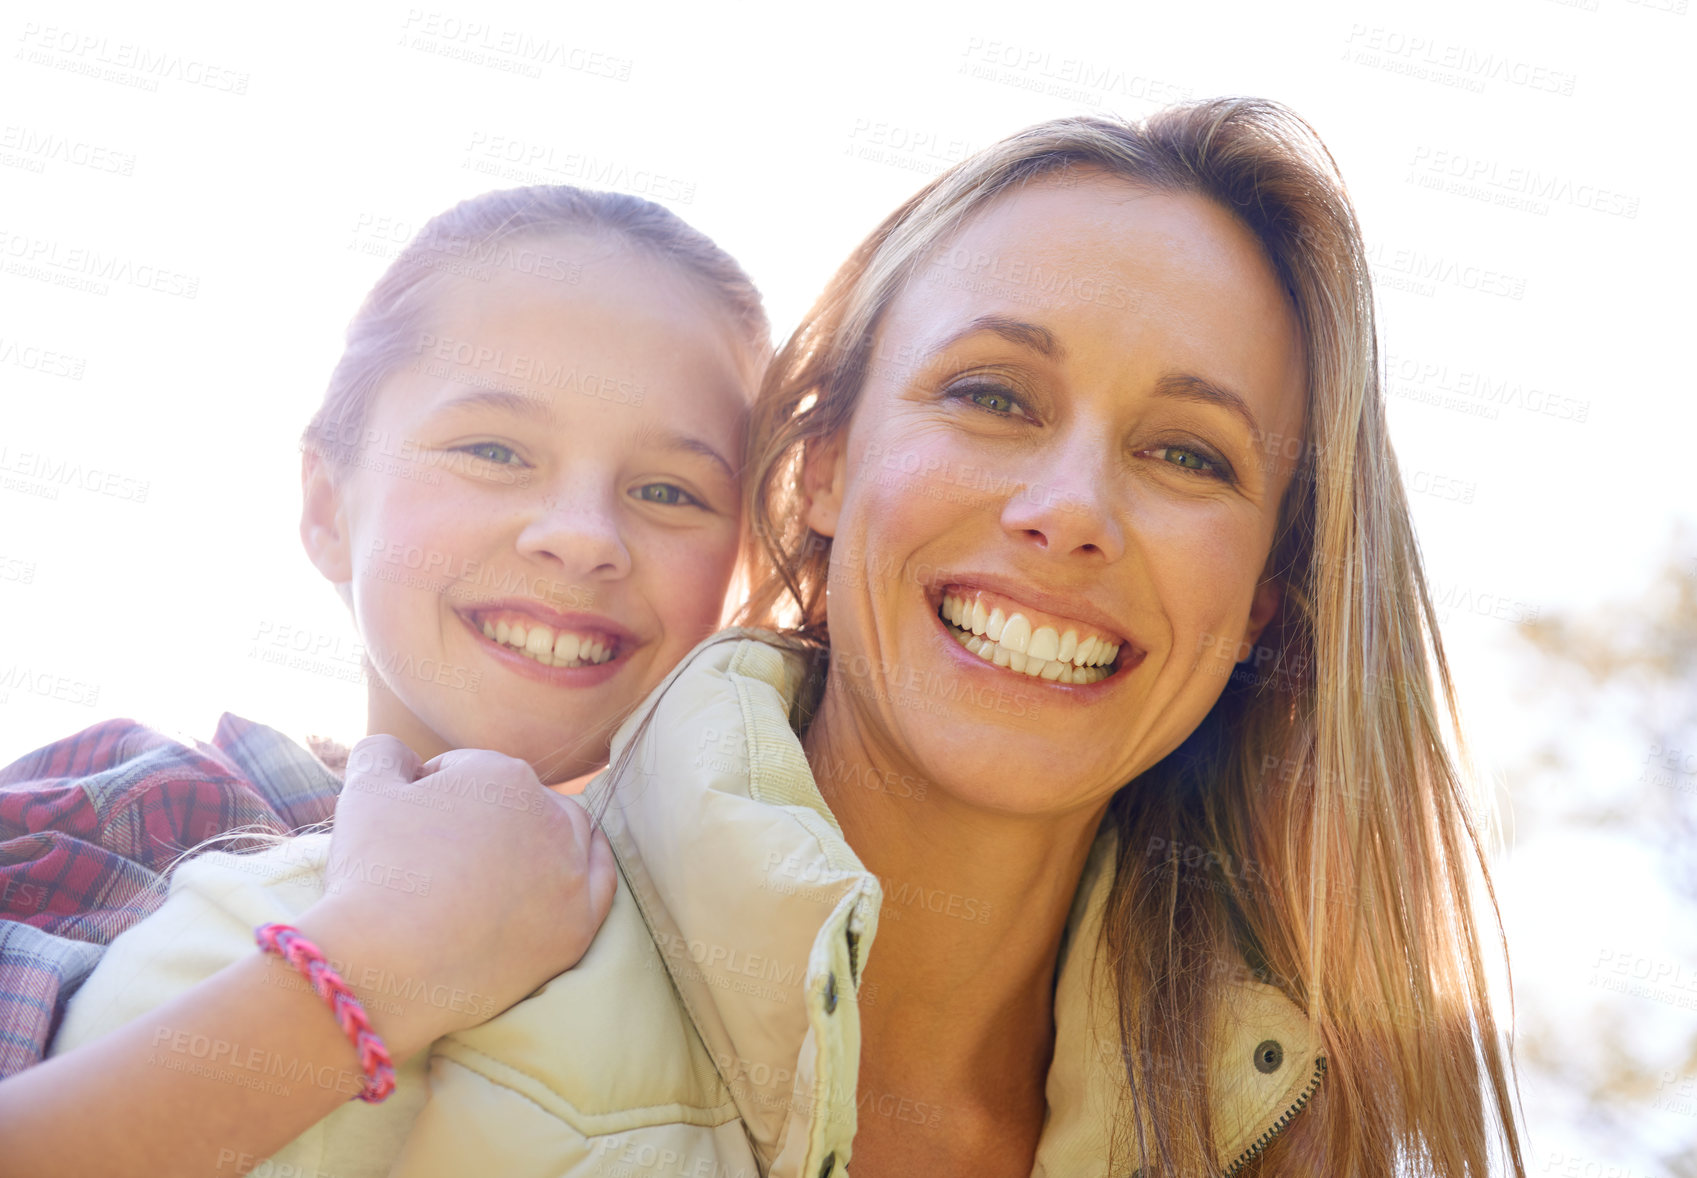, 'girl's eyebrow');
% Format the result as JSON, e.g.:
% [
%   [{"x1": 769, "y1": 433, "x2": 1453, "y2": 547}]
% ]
[
  {"x1": 434, "y1": 389, "x2": 734, "y2": 480},
  {"x1": 434, "y1": 389, "x2": 556, "y2": 424},
  {"x1": 640, "y1": 426, "x2": 735, "y2": 481}
]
